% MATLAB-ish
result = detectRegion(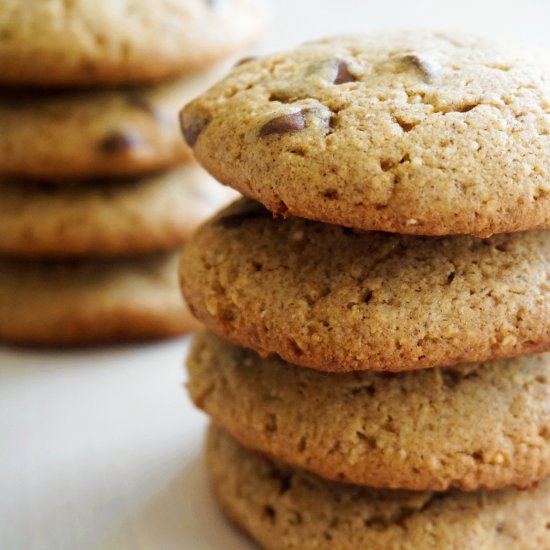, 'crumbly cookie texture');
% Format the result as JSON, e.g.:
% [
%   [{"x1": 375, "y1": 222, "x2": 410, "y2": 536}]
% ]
[
  {"x1": 0, "y1": 70, "x2": 225, "y2": 179},
  {"x1": 0, "y1": 0, "x2": 268, "y2": 86},
  {"x1": 182, "y1": 31, "x2": 550, "y2": 237},
  {"x1": 189, "y1": 331, "x2": 550, "y2": 491},
  {"x1": 180, "y1": 199, "x2": 550, "y2": 373},
  {"x1": 207, "y1": 426, "x2": 550, "y2": 550},
  {"x1": 0, "y1": 166, "x2": 237, "y2": 257},
  {"x1": 0, "y1": 250, "x2": 197, "y2": 345}
]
